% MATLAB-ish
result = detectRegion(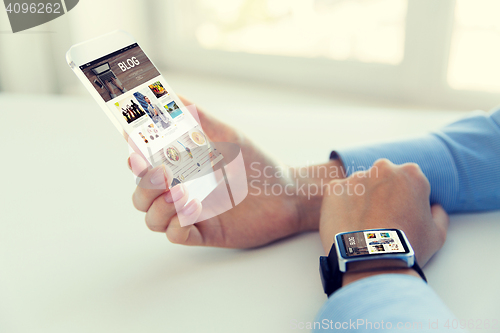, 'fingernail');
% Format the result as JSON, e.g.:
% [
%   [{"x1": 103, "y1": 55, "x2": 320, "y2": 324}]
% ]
[
  {"x1": 150, "y1": 166, "x2": 166, "y2": 185},
  {"x1": 165, "y1": 184, "x2": 184, "y2": 203},
  {"x1": 181, "y1": 199, "x2": 199, "y2": 216}
]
